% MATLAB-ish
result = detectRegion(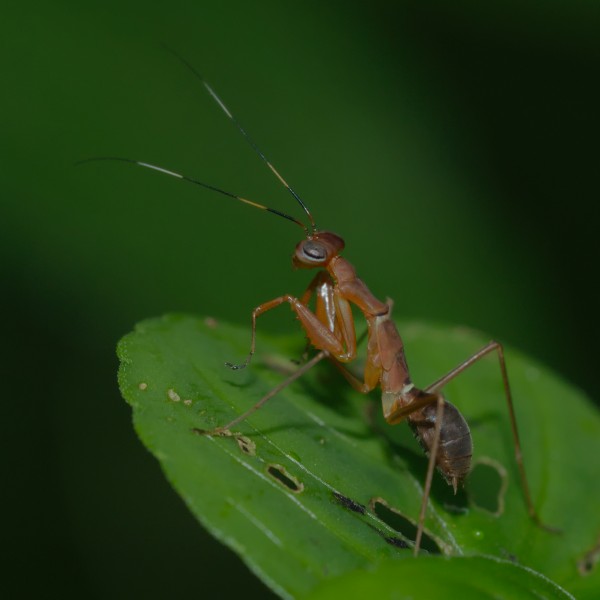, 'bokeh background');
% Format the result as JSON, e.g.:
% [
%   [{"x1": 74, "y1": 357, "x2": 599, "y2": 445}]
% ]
[{"x1": 2, "y1": 1, "x2": 599, "y2": 597}]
